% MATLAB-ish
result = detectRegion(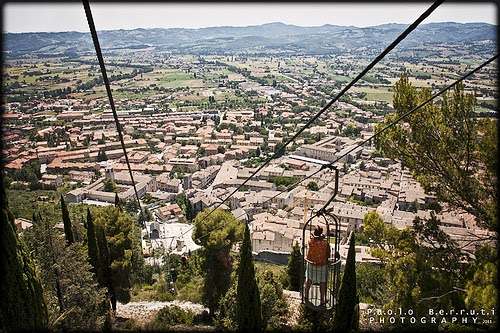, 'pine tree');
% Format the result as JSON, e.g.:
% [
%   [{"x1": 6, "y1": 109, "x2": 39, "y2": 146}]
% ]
[
  {"x1": 193, "y1": 208, "x2": 243, "y2": 317},
  {"x1": 61, "y1": 194, "x2": 74, "y2": 245},
  {"x1": 287, "y1": 241, "x2": 302, "y2": 291},
  {"x1": 0, "y1": 196, "x2": 48, "y2": 331},
  {"x1": 375, "y1": 75, "x2": 497, "y2": 231},
  {"x1": 236, "y1": 223, "x2": 263, "y2": 331},
  {"x1": 333, "y1": 232, "x2": 359, "y2": 332}
]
